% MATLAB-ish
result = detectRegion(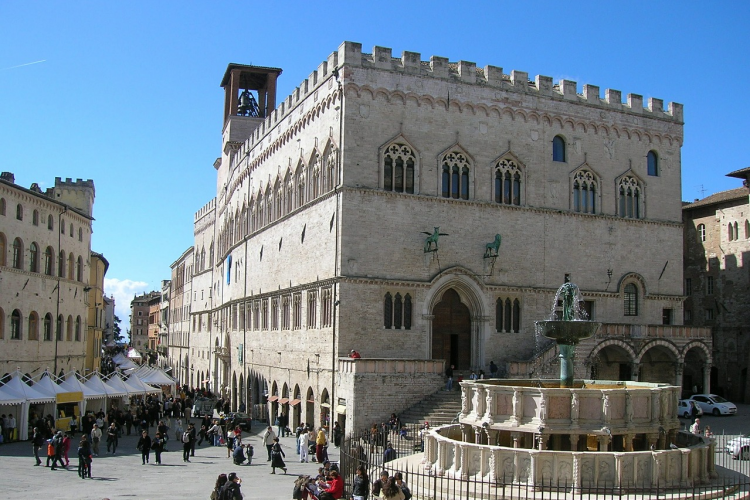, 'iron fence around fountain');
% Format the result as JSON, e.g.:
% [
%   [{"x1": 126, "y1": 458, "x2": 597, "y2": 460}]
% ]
[{"x1": 338, "y1": 425, "x2": 750, "y2": 500}]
